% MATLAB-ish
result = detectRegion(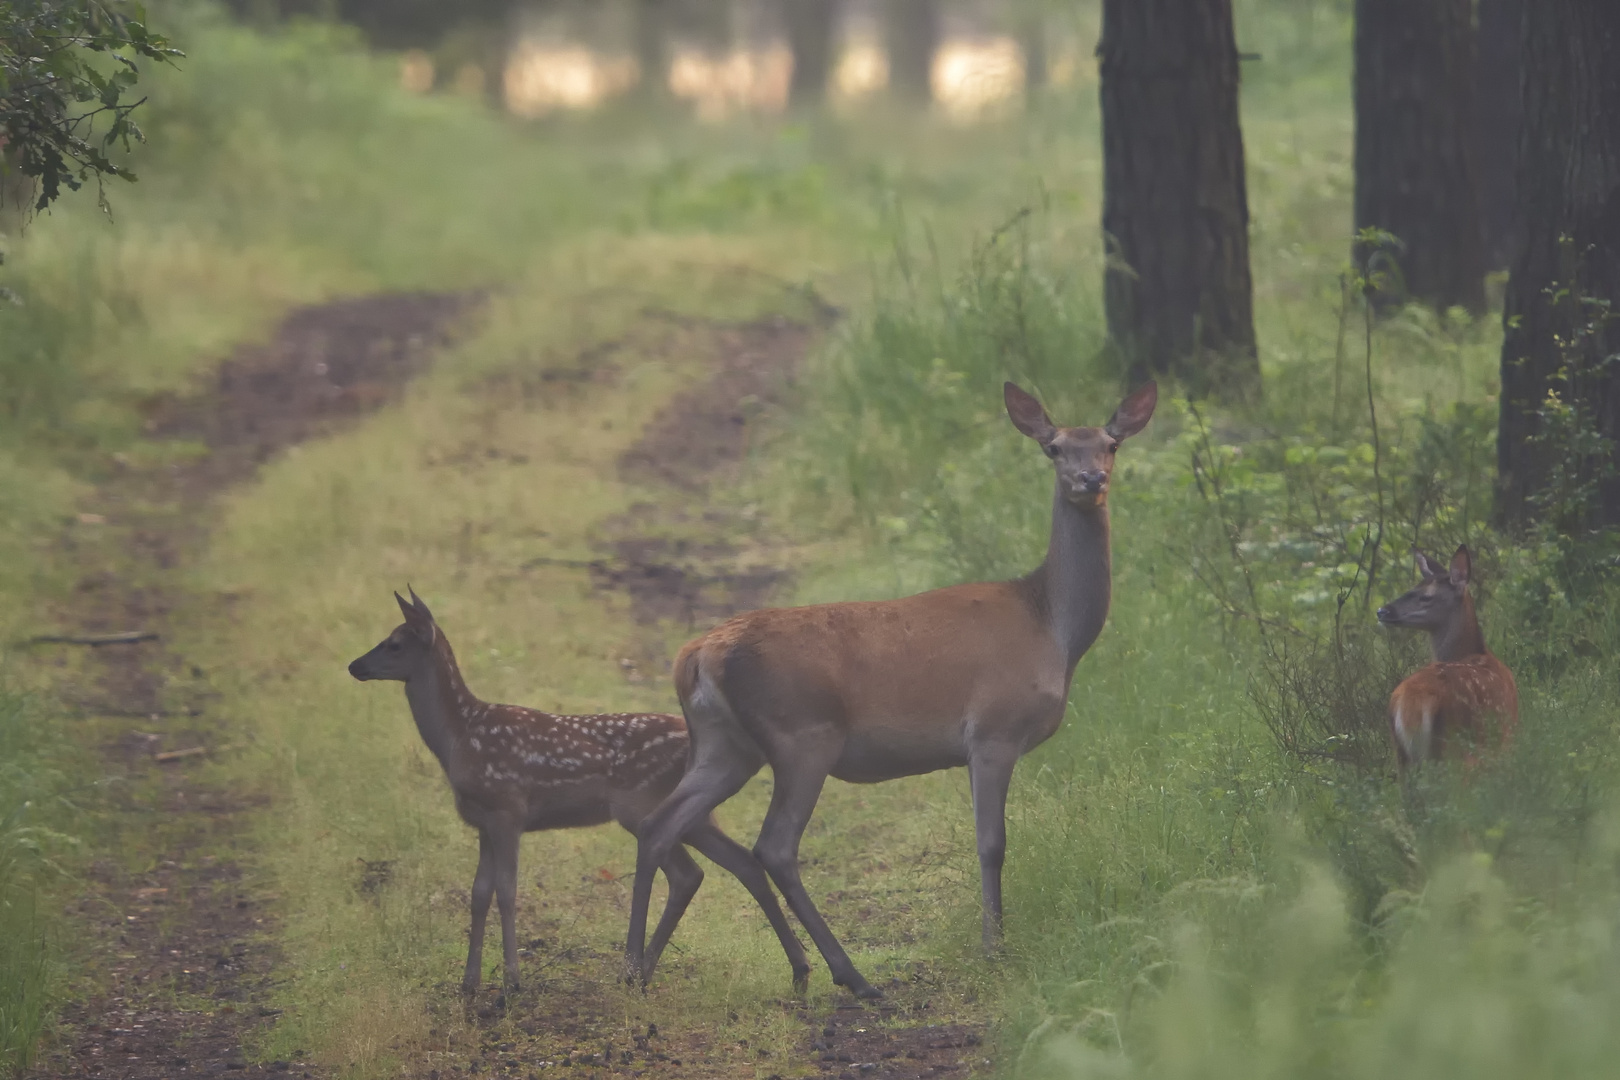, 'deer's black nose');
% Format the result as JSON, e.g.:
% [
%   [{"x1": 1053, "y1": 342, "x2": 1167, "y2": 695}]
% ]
[
  {"x1": 348, "y1": 658, "x2": 369, "y2": 680},
  {"x1": 1376, "y1": 605, "x2": 1394, "y2": 623},
  {"x1": 1079, "y1": 470, "x2": 1107, "y2": 492}
]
